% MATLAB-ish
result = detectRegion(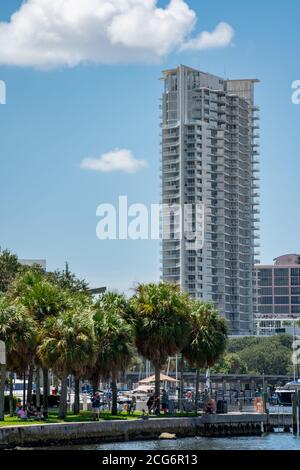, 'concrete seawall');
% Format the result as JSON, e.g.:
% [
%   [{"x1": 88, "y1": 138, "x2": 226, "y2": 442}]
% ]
[{"x1": 0, "y1": 414, "x2": 266, "y2": 449}]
